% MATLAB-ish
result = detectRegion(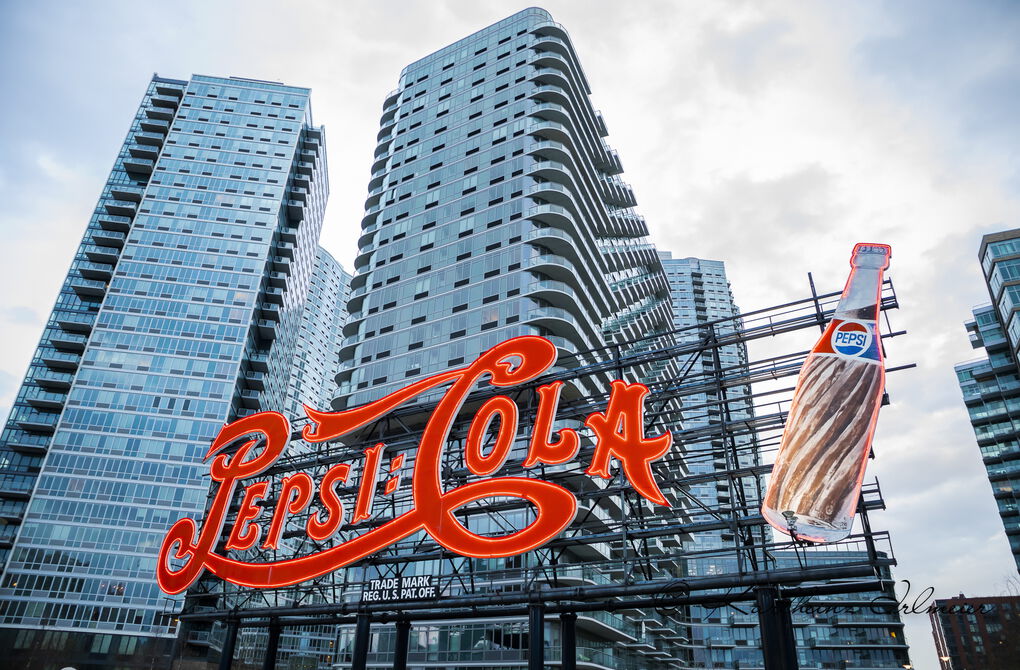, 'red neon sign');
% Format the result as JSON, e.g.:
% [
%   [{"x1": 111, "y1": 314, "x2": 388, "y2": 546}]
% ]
[{"x1": 157, "y1": 336, "x2": 673, "y2": 594}]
